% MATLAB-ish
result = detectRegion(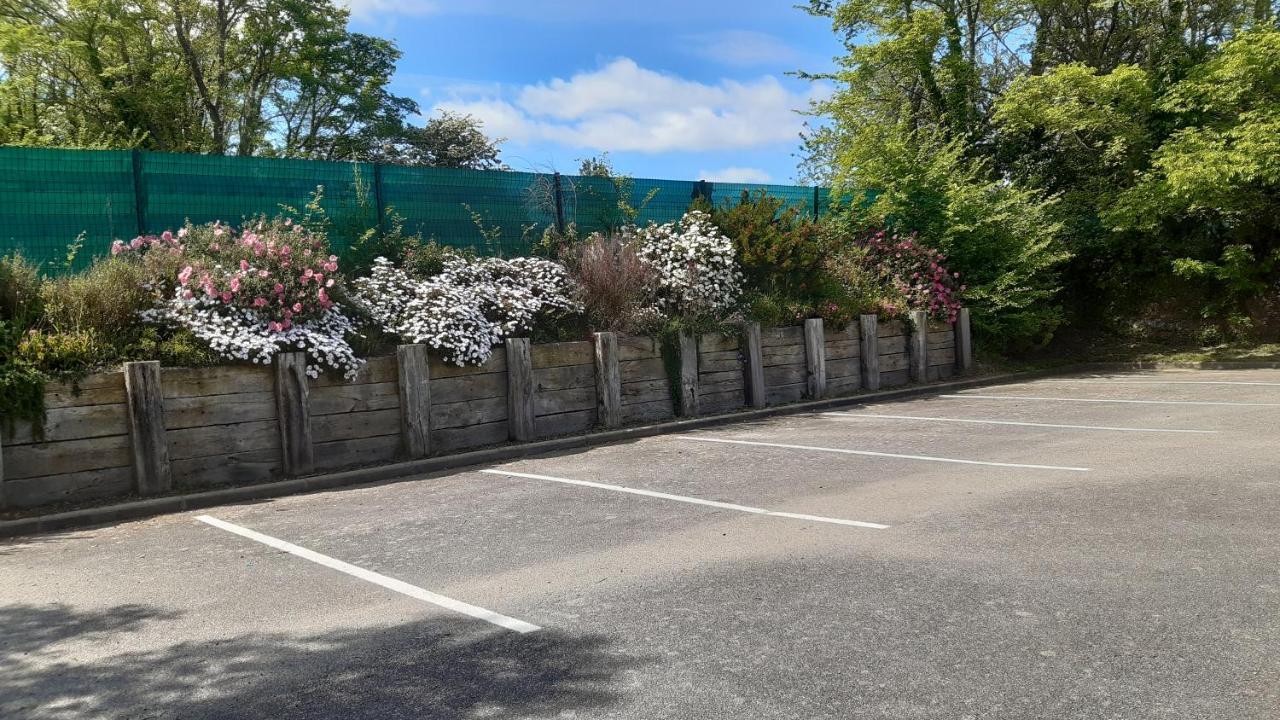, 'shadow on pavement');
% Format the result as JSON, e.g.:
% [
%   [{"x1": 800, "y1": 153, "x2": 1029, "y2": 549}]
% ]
[{"x1": 1, "y1": 603, "x2": 647, "y2": 719}]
